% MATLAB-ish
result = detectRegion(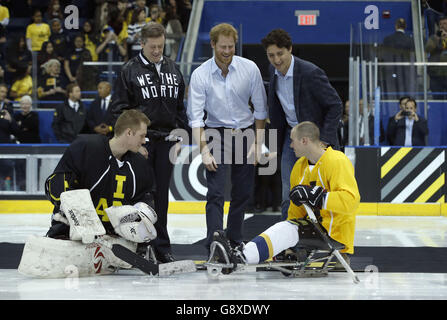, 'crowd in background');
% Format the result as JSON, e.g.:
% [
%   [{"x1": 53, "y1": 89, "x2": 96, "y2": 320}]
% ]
[{"x1": 0, "y1": 0, "x2": 191, "y2": 145}]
